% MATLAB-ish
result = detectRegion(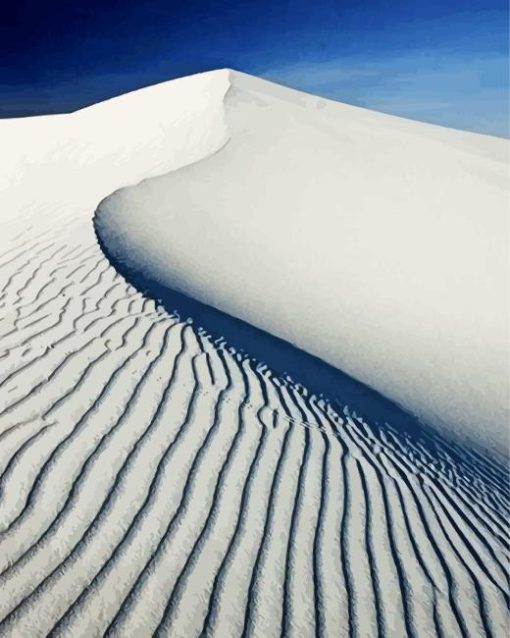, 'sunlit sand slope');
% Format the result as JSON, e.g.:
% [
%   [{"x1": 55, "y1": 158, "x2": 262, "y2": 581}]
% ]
[{"x1": 97, "y1": 70, "x2": 509, "y2": 458}]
